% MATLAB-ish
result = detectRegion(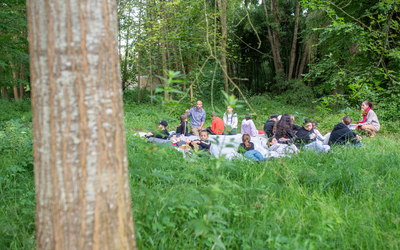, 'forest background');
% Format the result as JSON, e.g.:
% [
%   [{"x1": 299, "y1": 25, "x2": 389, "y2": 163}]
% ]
[{"x1": 0, "y1": 0, "x2": 400, "y2": 249}]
